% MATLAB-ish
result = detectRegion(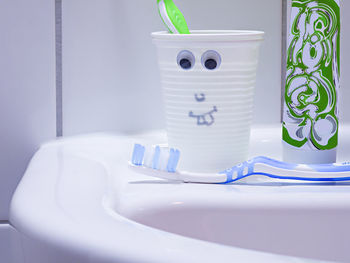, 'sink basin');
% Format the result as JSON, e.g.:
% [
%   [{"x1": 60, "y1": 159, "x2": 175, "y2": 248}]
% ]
[
  {"x1": 115, "y1": 124, "x2": 350, "y2": 262},
  {"x1": 10, "y1": 124, "x2": 350, "y2": 263}
]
